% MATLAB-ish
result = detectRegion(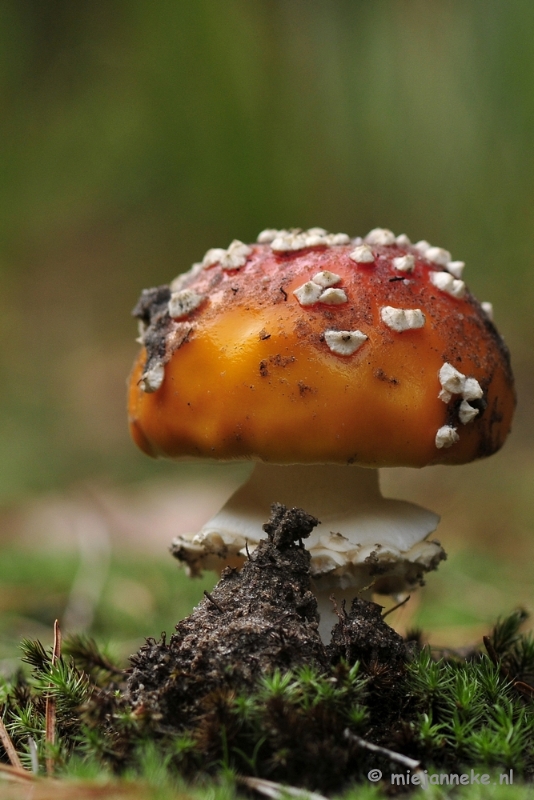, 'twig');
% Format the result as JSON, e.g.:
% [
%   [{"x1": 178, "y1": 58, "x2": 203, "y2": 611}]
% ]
[
  {"x1": 328, "y1": 594, "x2": 343, "y2": 621},
  {"x1": 45, "y1": 619, "x2": 62, "y2": 776},
  {"x1": 0, "y1": 762, "x2": 36, "y2": 783},
  {"x1": 512, "y1": 680, "x2": 534, "y2": 699},
  {"x1": 238, "y1": 775, "x2": 328, "y2": 800},
  {"x1": 357, "y1": 580, "x2": 376, "y2": 595},
  {"x1": 343, "y1": 729, "x2": 422, "y2": 772},
  {"x1": 203, "y1": 590, "x2": 224, "y2": 613},
  {"x1": 382, "y1": 595, "x2": 411, "y2": 620},
  {"x1": 0, "y1": 715, "x2": 23, "y2": 771}
]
